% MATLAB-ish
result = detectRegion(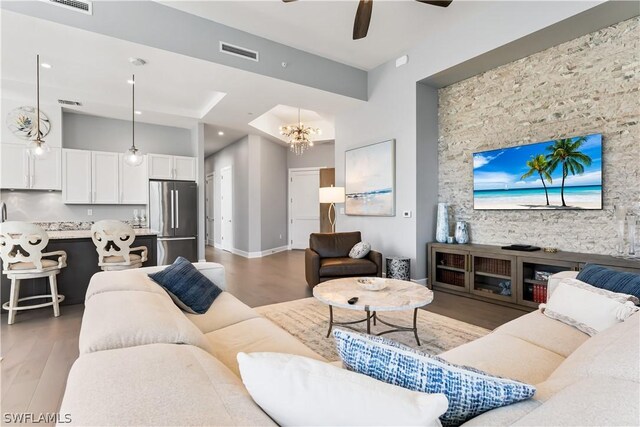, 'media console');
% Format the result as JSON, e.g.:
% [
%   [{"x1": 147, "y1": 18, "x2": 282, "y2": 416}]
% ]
[{"x1": 427, "y1": 242, "x2": 640, "y2": 311}]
